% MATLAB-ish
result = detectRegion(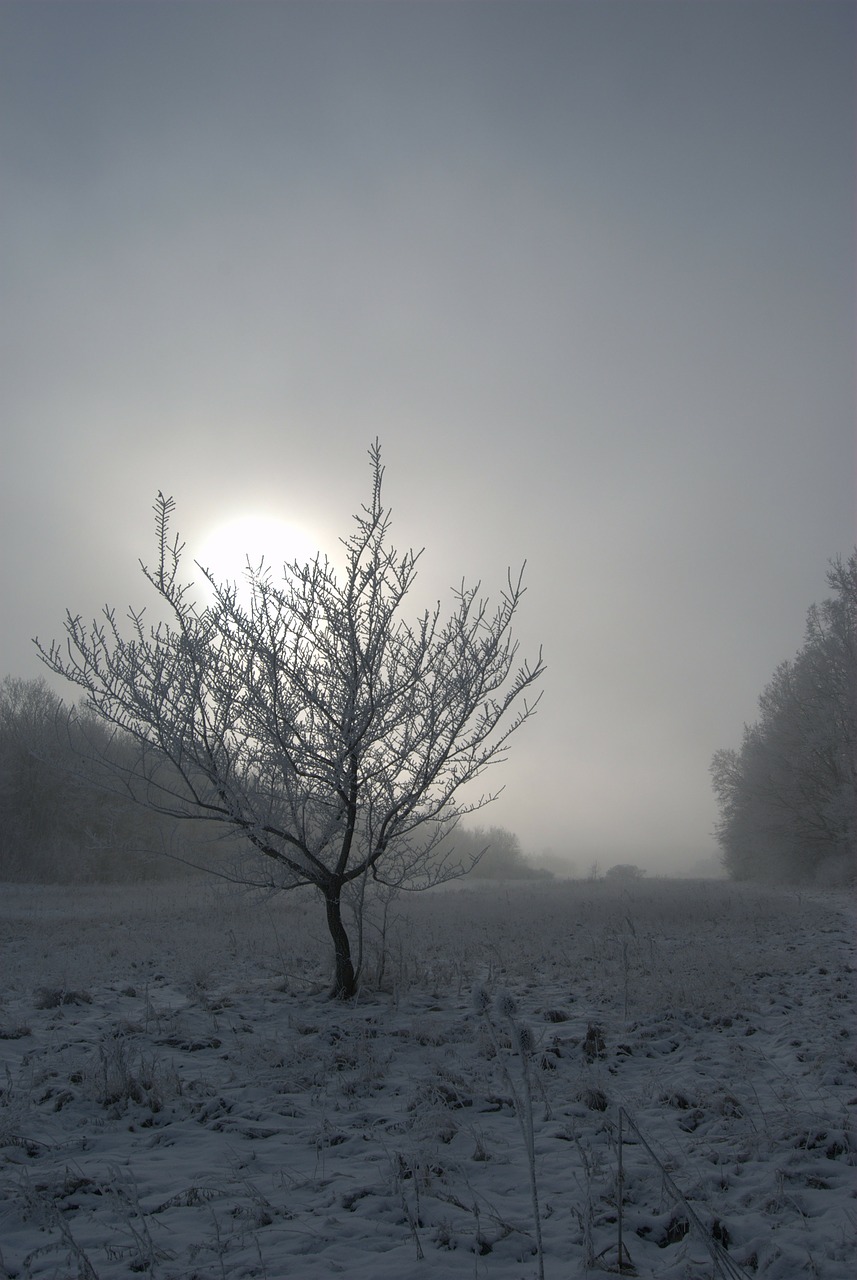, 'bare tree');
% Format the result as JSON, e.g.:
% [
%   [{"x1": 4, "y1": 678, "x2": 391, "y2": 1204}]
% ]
[{"x1": 36, "y1": 443, "x2": 544, "y2": 996}]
